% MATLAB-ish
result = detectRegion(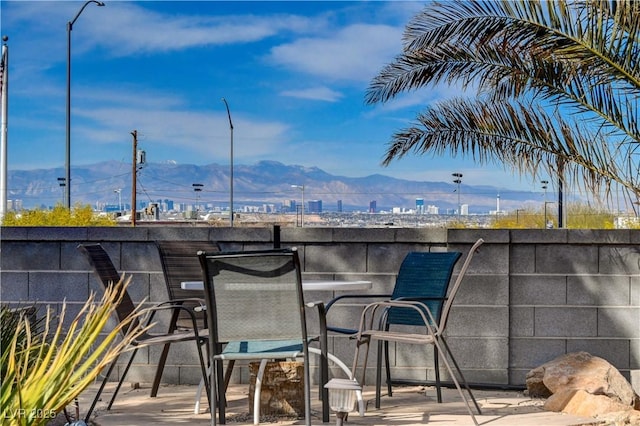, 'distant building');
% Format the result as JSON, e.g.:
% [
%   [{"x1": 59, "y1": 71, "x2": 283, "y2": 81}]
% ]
[
  {"x1": 369, "y1": 200, "x2": 377, "y2": 213},
  {"x1": 283, "y1": 199, "x2": 297, "y2": 213},
  {"x1": 416, "y1": 198, "x2": 424, "y2": 214},
  {"x1": 308, "y1": 200, "x2": 322, "y2": 213},
  {"x1": 461, "y1": 204, "x2": 469, "y2": 215},
  {"x1": 427, "y1": 204, "x2": 439, "y2": 214},
  {"x1": 337, "y1": 200, "x2": 343, "y2": 212}
]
